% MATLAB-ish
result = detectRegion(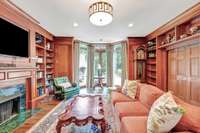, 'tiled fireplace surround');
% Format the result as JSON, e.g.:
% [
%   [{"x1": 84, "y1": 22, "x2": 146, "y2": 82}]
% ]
[
  {"x1": 0, "y1": 84, "x2": 26, "y2": 123},
  {"x1": 0, "y1": 65, "x2": 36, "y2": 114}
]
